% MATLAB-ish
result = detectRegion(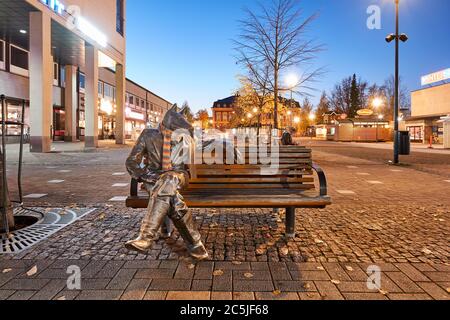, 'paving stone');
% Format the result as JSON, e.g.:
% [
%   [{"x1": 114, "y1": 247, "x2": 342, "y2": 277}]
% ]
[
  {"x1": 76, "y1": 290, "x2": 123, "y2": 300},
  {"x1": 134, "y1": 269, "x2": 174, "y2": 279},
  {"x1": 80, "y1": 279, "x2": 110, "y2": 290},
  {"x1": 385, "y1": 272, "x2": 424, "y2": 293},
  {"x1": 30, "y1": 280, "x2": 66, "y2": 300},
  {"x1": 233, "y1": 270, "x2": 272, "y2": 281},
  {"x1": 274, "y1": 280, "x2": 316, "y2": 293},
  {"x1": 95, "y1": 261, "x2": 125, "y2": 278},
  {"x1": 82, "y1": 261, "x2": 108, "y2": 278},
  {"x1": 106, "y1": 269, "x2": 137, "y2": 290},
  {"x1": 2, "y1": 279, "x2": 50, "y2": 290},
  {"x1": 290, "y1": 270, "x2": 330, "y2": 281},
  {"x1": 342, "y1": 293, "x2": 388, "y2": 300},
  {"x1": 143, "y1": 291, "x2": 167, "y2": 300},
  {"x1": 211, "y1": 292, "x2": 233, "y2": 300},
  {"x1": 52, "y1": 290, "x2": 80, "y2": 300},
  {"x1": 123, "y1": 260, "x2": 161, "y2": 269},
  {"x1": 212, "y1": 270, "x2": 232, "y2": 292},
  {"x1": 121, "y1": 279, "x2": 152, "y2": 300},
  {"x1": 314, "y1": 281, "x2": 344, "y2": 300},
  {"x1": 255, "y1": 292, "x2": 299, "y2": 300},
  {"x1": 7, "y1": 291, "x2": 37, "y2": 300},
  {"x1": 158, "y1": 260, "x2": 179, "y2": 269},
  {"x1": 149, "y1": 279, "x2": 191, "y2": 291},
  {"x1": 234, "y1": 280, "x2": 274, "y2": 292},
  {"x1": 233, "y1": 292, "x2": 255, "y2": 300},
  {"x1": 215, "y1": 261, "x2": 251, "y2": 270},
  {"x1": 287, "y1": 262, "x2": 323, "y2": 271},
  {"x1": 167, "y1": 291, "x2": 211, "y2": 300},
  {"x1": 388, "y1": 293, "x2": 433, "y2": 300},
  {"x1": 298, "y1": 292, "x2": 322, "y2": 300},
  {"x1": 323, "y1": 263, "x2": 352, "y2": 281},
  {"x1": 191, "y1": 279, "x2": 213, "y2": 291},
  {"x1": 423, "y1": 272, "x2": 450, "y2": 282},
  {"x1": 0, "y1": 290, "x2": 15, "y2": 300},
  {"x1": 417, "y1": 282, "x2": 449, "y2": 300},
  {"x1": 174, "y1": 264, "x2": 196, "y2": 279}
]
